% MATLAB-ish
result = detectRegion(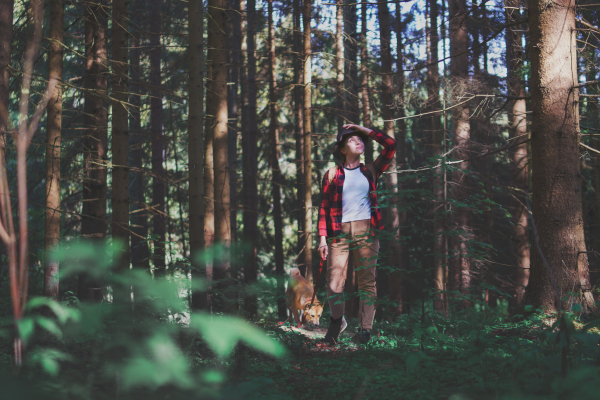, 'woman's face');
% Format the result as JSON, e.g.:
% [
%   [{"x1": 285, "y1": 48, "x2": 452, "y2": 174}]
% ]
[{"x1": 341, "y1": 135, "x2": 365, "y2": 158}]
